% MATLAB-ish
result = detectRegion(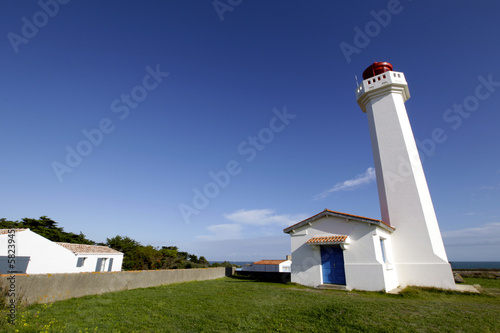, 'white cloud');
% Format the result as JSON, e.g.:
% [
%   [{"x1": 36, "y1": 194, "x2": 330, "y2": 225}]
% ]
[
  {"x1": 224, "y1": 209, "x2": 307, "y2": 227},
  {"x1": 442, "y1": 222, "x2": 500, "y2": 240},
  {"x1": 314, "y1": 167, "x2": 376, "y2": 200},
  {"x1": 196, "y1": 209, "x2": 307, "y2": 243},
  {"x1": 442, "y1": 223, "x2": 500, "y2": 261},
  {"x1": 180, "y1": 236, "x2": 291, "y2": 261},
  {"x1": 196, "y1": 223, "x2": 243, "y2": 241}
]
